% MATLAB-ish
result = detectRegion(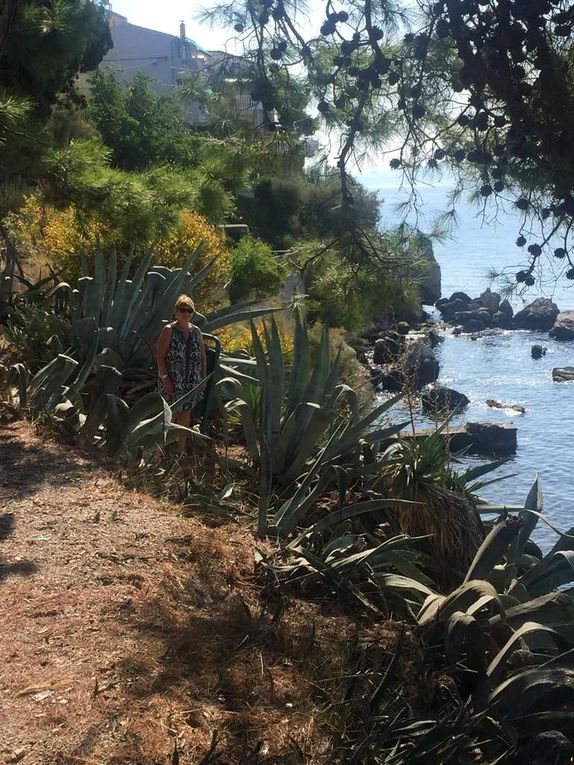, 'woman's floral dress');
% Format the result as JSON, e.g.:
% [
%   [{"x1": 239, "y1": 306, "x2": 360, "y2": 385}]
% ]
[{"x1": 158, "y1": 323, "x2": 203, "y2": 411}]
